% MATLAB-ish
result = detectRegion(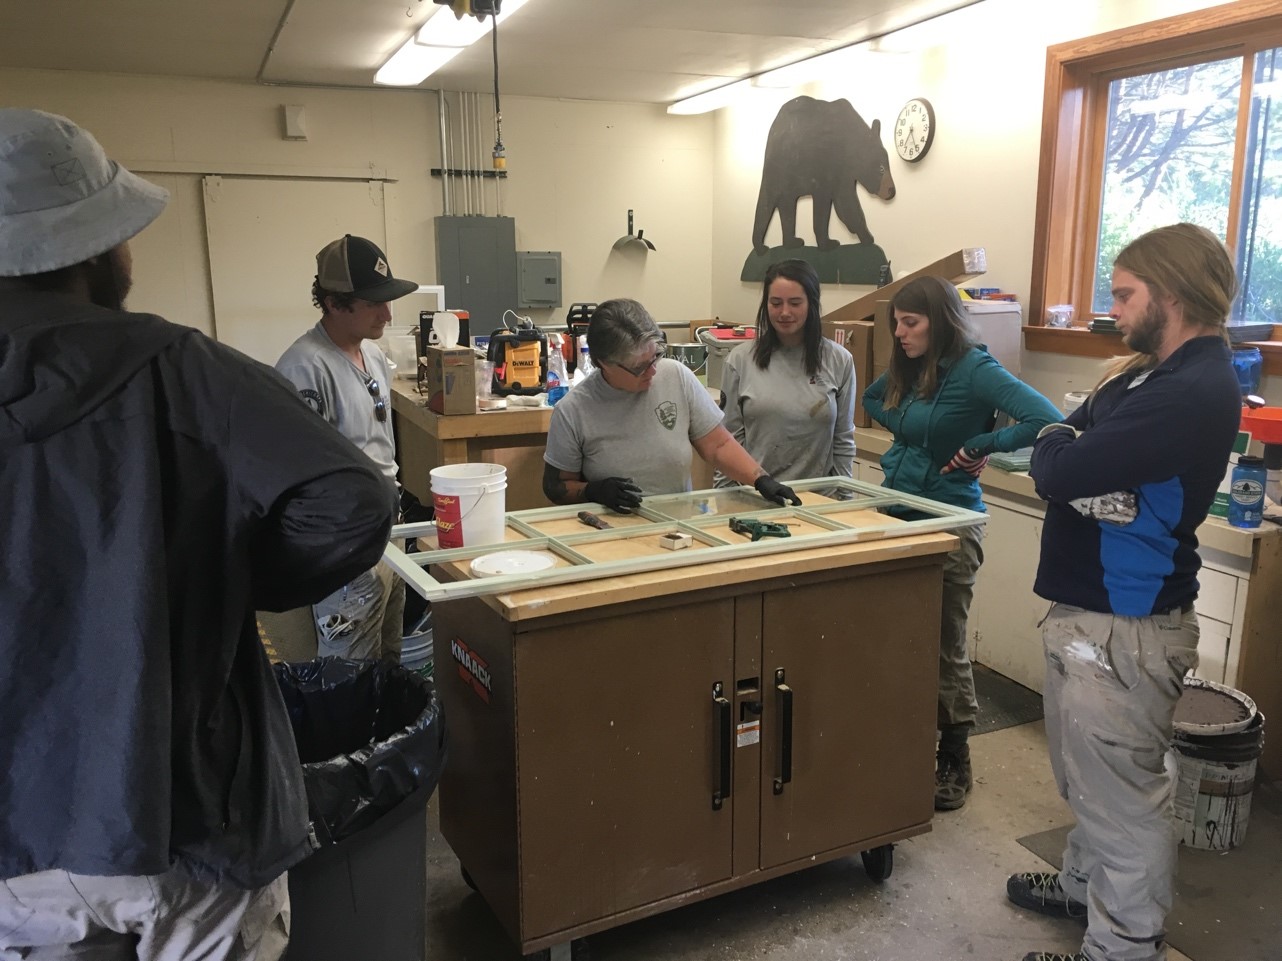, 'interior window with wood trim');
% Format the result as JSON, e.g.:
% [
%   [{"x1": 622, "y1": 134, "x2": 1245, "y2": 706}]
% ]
[{"x1": 1029, "y1": 1, "x2": 1282, "y2": 359}]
